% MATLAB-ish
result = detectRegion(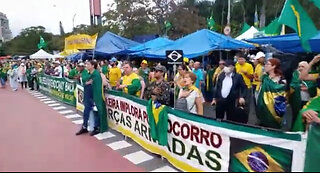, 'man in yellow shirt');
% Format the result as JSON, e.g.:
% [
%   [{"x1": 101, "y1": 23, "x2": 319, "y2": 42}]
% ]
[
  {"x1": 108, "y1": 57, "x2": 122, "y2": 89},
  {"x1": 117, "y1": 61, "x2": 141, "y2": 97},
  {"x1": 235, "y1": 52, "x2": 254, "y2": 117},
  {"x1": 253, "y1": 52, "x2": 265, "y2": 101}
]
